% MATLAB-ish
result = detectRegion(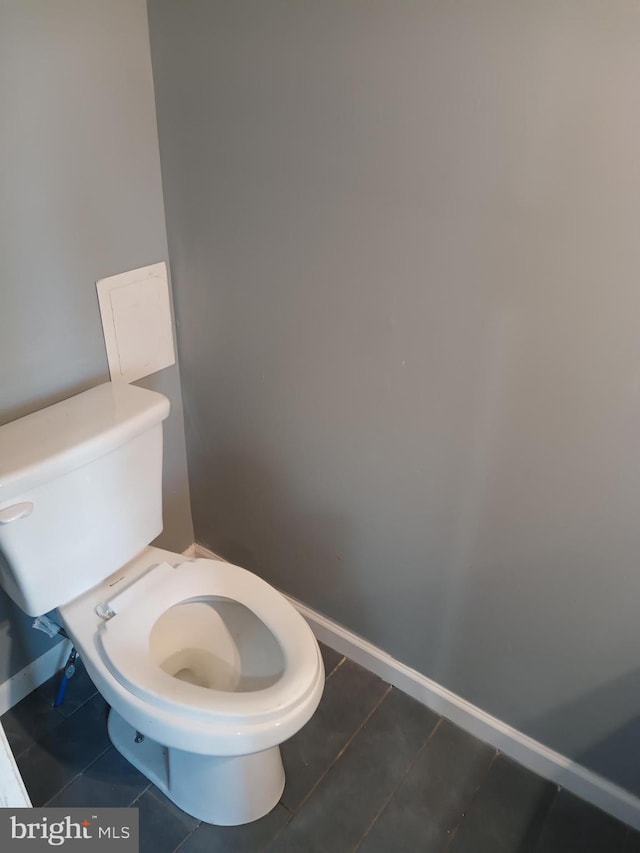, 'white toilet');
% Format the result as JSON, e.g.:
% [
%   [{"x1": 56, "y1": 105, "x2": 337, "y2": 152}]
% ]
[{"x1": 0, "y1": 382, "x2": 324, "y2": 825}]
